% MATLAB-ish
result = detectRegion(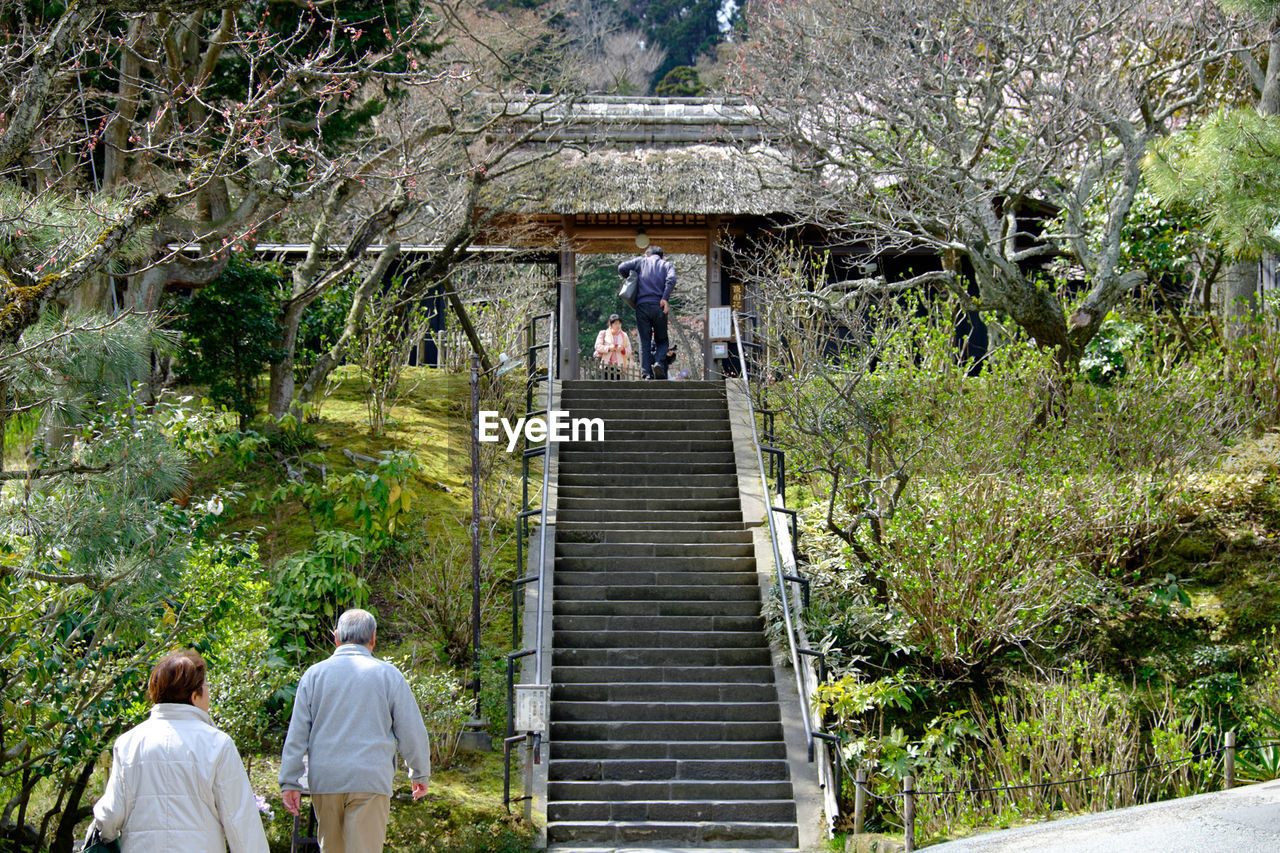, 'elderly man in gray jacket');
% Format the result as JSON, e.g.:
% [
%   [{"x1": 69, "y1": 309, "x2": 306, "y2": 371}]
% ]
[{"x1": 279, "y1": 609, "x2": 430, "y2": 853}]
